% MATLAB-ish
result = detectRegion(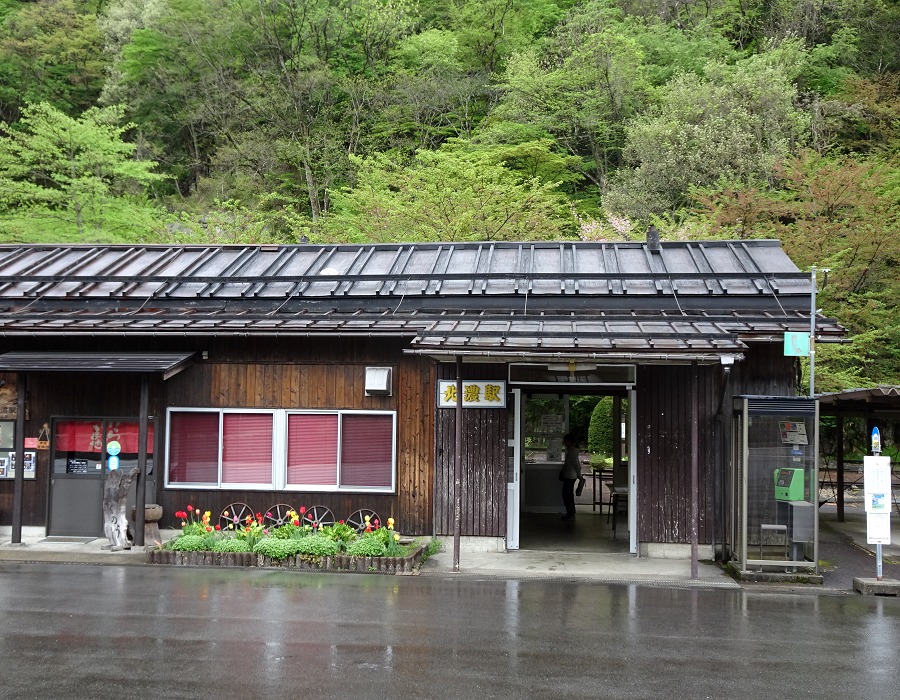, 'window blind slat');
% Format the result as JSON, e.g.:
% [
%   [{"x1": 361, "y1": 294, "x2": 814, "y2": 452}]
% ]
[{"x1": 287, "y1": 414, "x2": 338, "y2": 485}]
